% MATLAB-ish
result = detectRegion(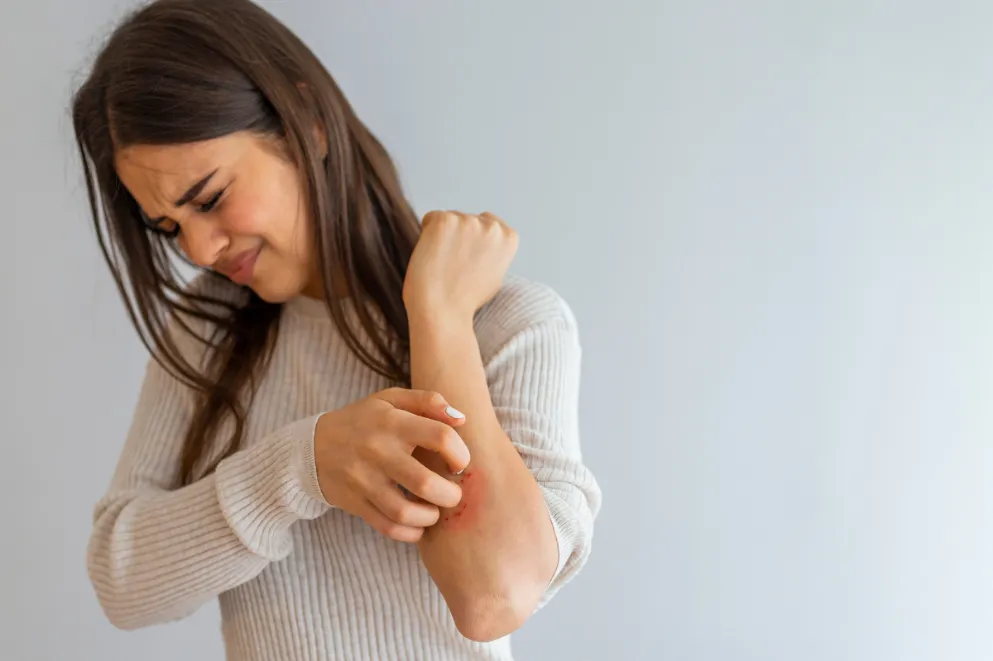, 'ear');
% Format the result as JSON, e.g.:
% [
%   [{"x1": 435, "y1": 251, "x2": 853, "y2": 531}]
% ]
[
  {"x1": 296, "y1": 82, "x2": 328, "y2": 159},
  {"x1": 314, "y1": 125, "x2": 328, "y2": 161}
]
